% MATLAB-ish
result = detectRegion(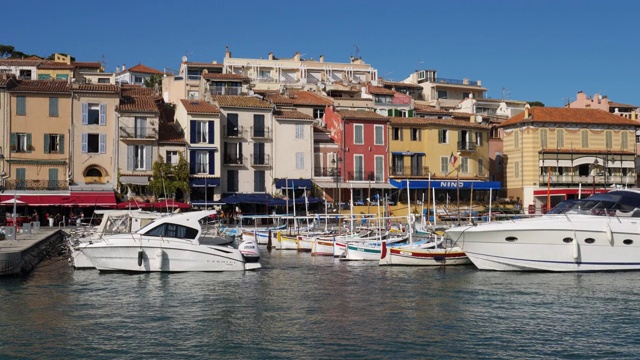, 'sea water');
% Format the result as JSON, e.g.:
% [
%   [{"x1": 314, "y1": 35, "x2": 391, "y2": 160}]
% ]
[{"x1": 1, "y1": 250, "x2": 640, "y2": 359}]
